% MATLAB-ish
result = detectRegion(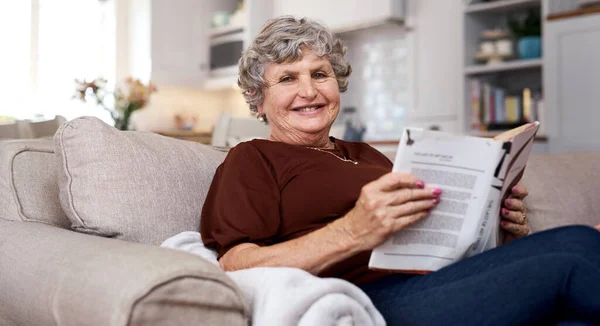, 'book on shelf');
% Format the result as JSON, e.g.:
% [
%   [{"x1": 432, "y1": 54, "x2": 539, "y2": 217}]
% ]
[
  {"x1": 469, "y1": 78, "x2": 543, "y2": 132},
  {"x1": 368, "y1": 121, "x2": 540, "y2": 273}
]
